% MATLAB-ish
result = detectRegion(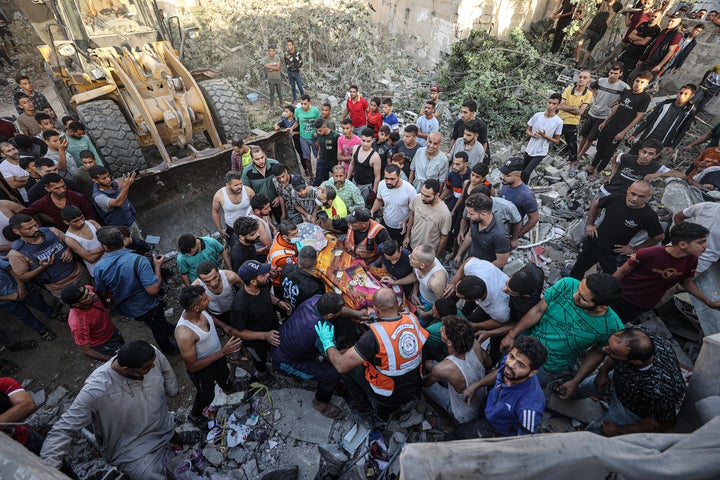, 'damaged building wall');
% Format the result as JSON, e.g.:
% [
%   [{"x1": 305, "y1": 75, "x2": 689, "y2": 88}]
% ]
[{"x1": 367, "y1": 0, "x2": 555, "y2": 64}]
